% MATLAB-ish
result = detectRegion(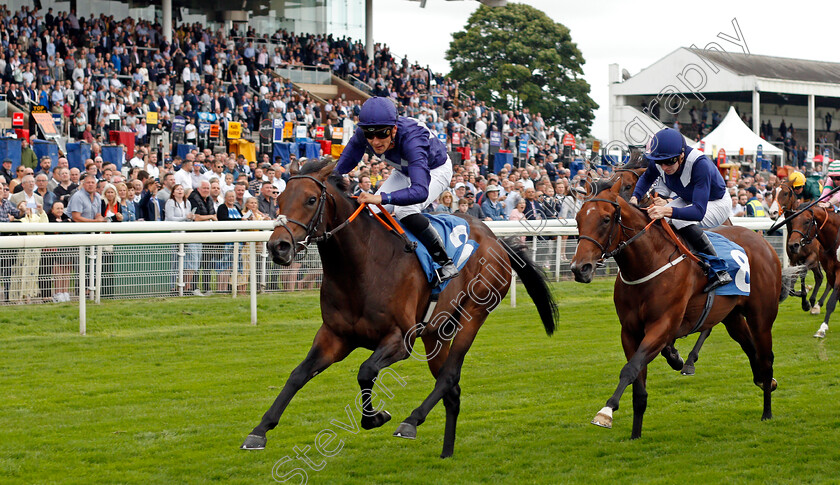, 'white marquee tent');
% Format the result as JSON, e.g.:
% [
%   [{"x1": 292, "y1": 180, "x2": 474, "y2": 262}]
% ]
[{"x1": 692, "y1": 107, "x2": 784, "y2": 160}]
